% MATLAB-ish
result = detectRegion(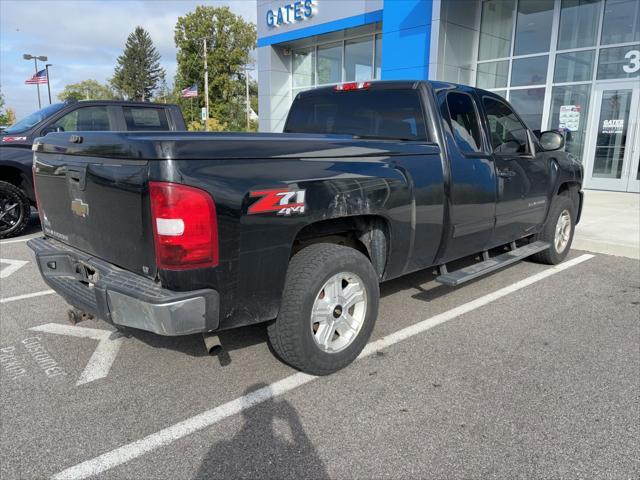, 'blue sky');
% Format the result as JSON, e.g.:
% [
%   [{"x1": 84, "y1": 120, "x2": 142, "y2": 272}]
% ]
[{"x1": 0, "y1": 0, "x2": 257, "y2": 119}]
